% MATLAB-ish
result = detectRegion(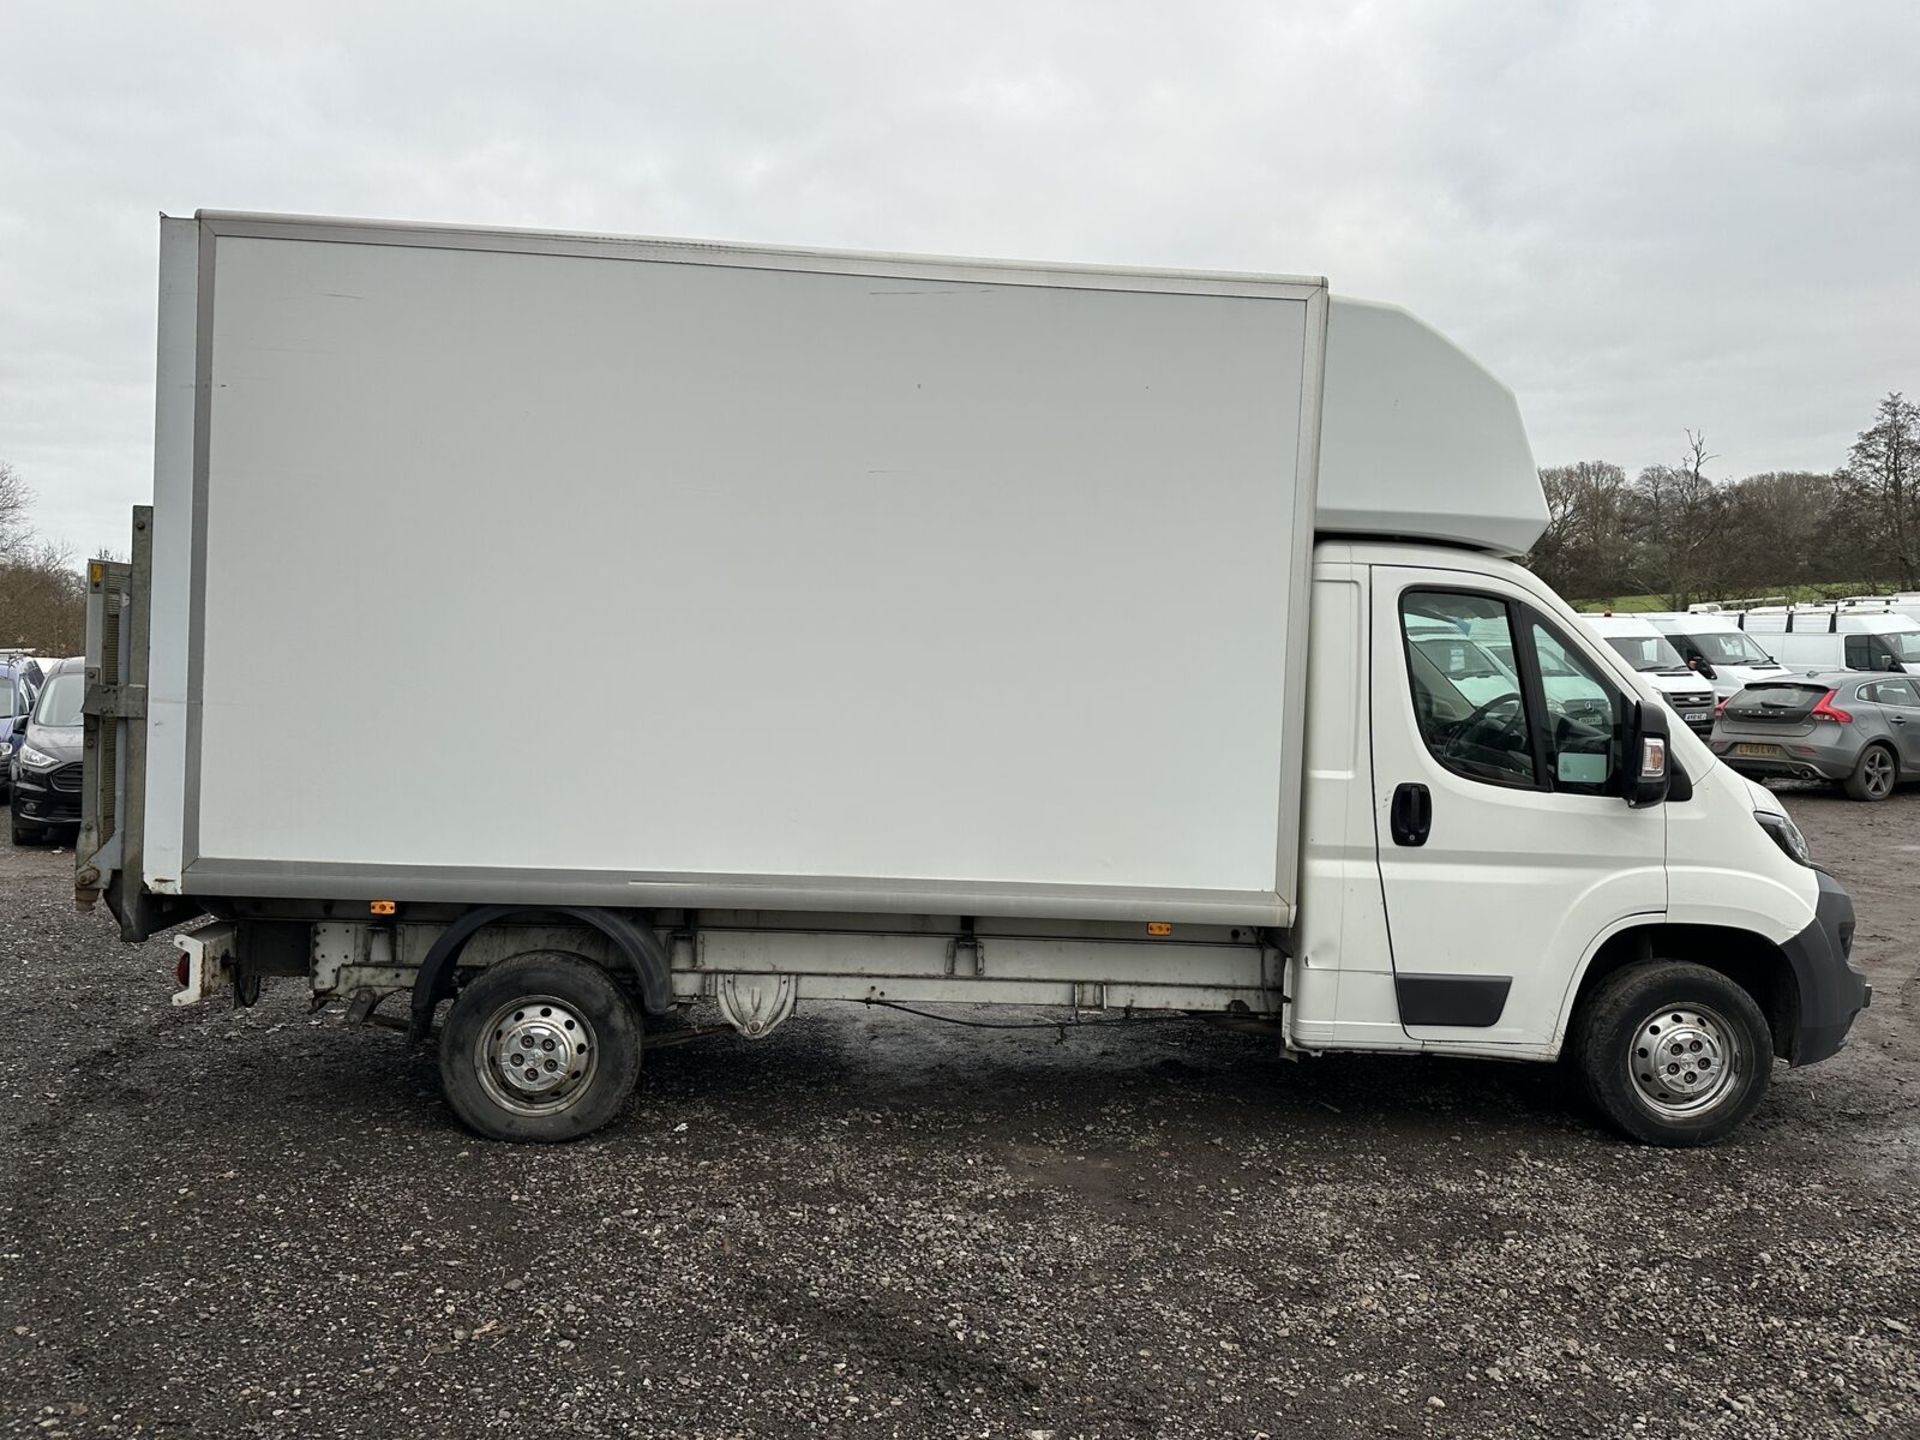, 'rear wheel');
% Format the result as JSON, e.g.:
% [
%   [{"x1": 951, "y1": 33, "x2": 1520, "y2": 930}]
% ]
[
  {"x1": 1571, "y1": 960, "x2": 1773, "y2": 1146},
  {"x1": 439, "y1": 953, "x2": 642, "y2": 1142},
  {"x1": 1842, "y1": 742, "x2": 1897, "y2": 801}
]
